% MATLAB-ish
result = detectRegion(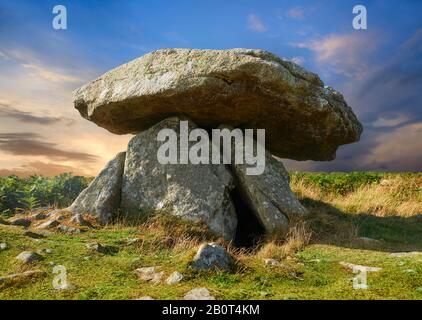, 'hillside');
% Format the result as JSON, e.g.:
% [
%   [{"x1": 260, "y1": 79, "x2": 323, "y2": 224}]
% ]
[{"x1": 0, "y1": 172, "x2": 421, "y2": 300}]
